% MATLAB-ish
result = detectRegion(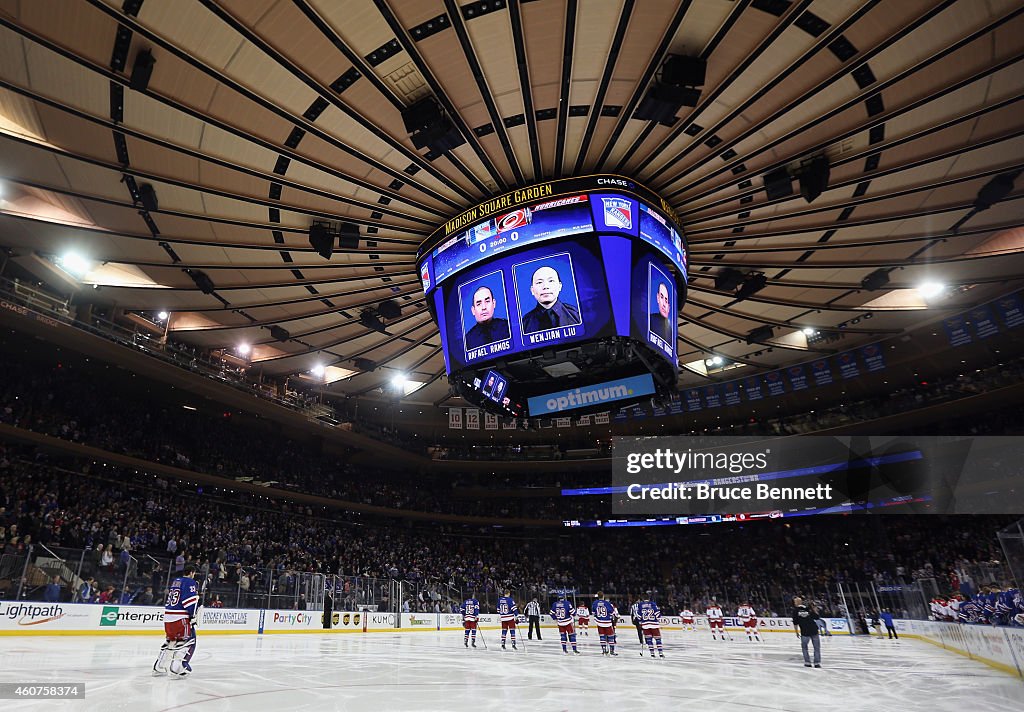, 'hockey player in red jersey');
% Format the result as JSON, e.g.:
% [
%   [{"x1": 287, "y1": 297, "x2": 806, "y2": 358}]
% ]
[
  {"x1": 706, "y1": 602, "x2": 729, "y2": 641},
  {"x1": 737, "y1": 602, "x2": 762, "y2": 642}
]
